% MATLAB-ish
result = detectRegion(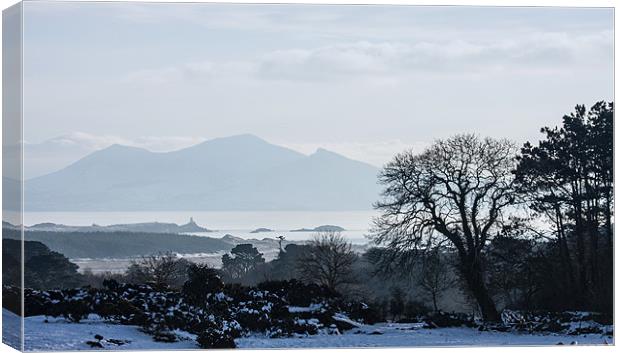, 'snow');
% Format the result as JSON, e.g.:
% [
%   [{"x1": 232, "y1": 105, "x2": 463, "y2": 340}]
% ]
[
  {"x1": 2, "y1": 309, "x2": 21, "y2": 350},
  {"x1": 237, "y1": 323, "x2": 613, "y2": 348},
  {"x1": 287, "y1": 303, "x2": 324, "y2": 313},
  {"x1": 4, "y1": 309, "x2": 612, "y2": 351},
  {"x1": 332, "y1": 313, "x2": 364, "y2": 328},
  {"x1": 3, "y1": 310, "x2": 198, "y2": 351}
]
